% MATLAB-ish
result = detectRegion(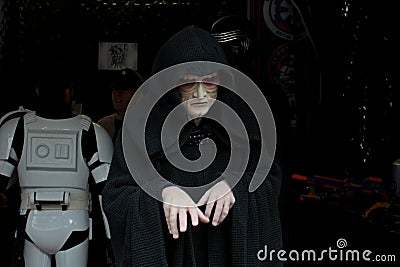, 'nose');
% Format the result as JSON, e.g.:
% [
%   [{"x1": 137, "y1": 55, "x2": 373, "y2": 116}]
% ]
[{"x1": 193, "y1": 83, "x2": 207, "y2": 98}]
